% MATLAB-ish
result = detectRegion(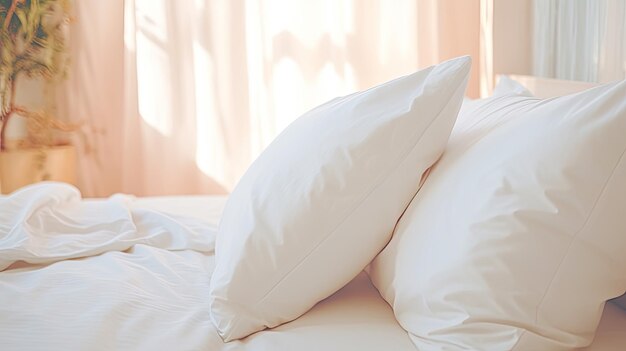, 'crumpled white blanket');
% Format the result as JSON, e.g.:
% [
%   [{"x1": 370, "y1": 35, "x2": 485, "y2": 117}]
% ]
[
  {"x1": 0, "y1": 182, "x2": 227, "y2": 350},
  {"x1": 0, "y1": 182, "x2": 217, "y2": 271}
]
